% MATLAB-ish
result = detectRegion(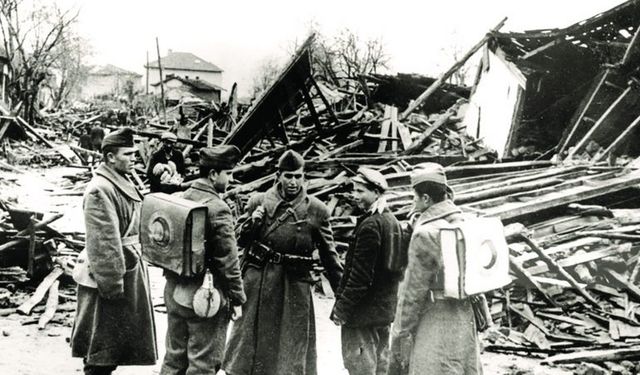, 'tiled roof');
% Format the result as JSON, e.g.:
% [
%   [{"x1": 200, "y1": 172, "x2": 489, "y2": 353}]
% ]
[{"x1": 146, "y1": 51, "x2": 222, "y2": 73}]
